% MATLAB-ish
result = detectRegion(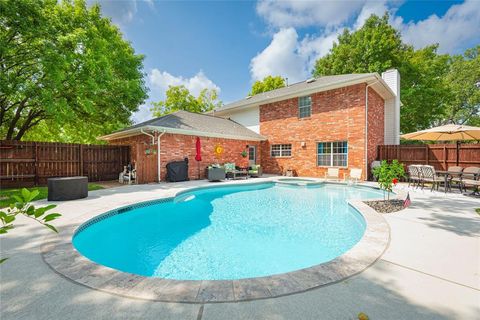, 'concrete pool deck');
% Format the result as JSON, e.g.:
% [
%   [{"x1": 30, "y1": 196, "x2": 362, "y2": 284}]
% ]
[{"x1": 1, "y1": 177, "x2": 479, "y2": 319}]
